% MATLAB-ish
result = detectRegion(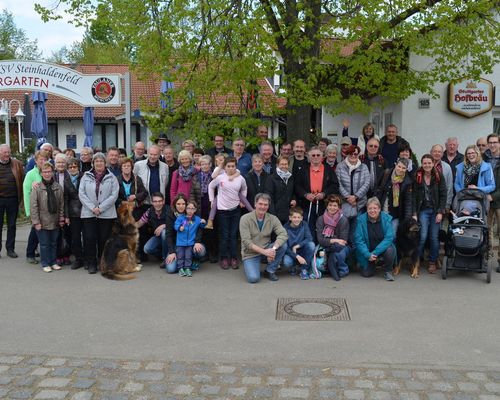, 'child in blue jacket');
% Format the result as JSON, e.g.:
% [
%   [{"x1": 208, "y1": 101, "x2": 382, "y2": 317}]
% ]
[
  {"x1": 174, "y1": 200, "x2": 206, "y2": 277},
  {"x1": 282, "y1": 207, "x2": 315, "y2": 279}
]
